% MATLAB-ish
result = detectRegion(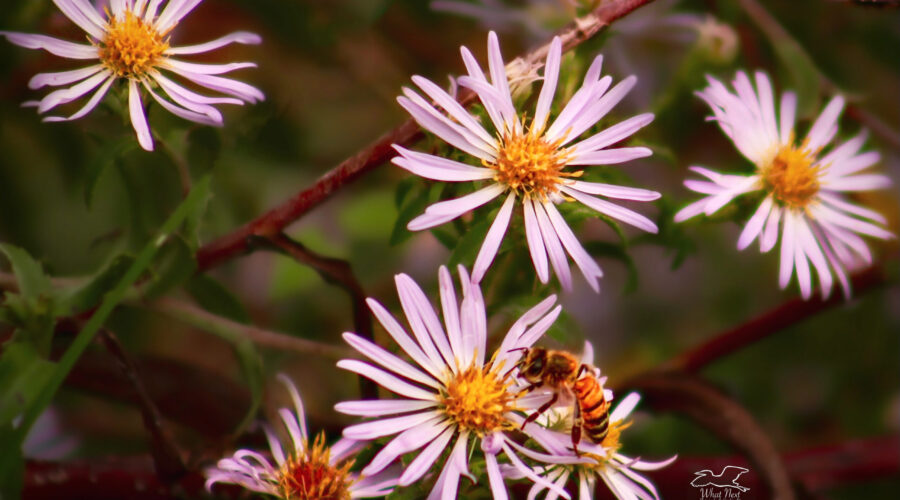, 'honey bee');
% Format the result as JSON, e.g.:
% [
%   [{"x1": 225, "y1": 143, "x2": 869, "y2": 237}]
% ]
[{"x1": 515, "y1": 347, "x2": 611, "y2": 455}]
